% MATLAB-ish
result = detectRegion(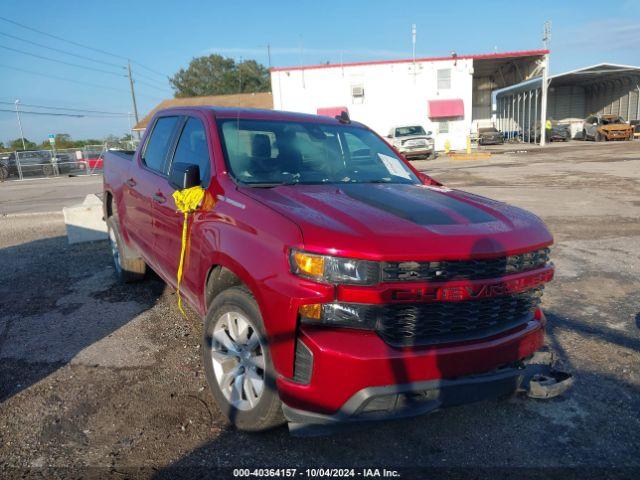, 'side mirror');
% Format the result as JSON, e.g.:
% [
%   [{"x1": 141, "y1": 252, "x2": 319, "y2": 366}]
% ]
[{"x1": 169, "y1": 162, "x2": 200, "y2": 190}]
